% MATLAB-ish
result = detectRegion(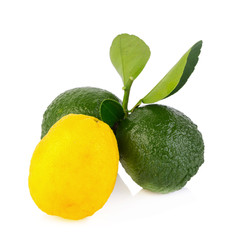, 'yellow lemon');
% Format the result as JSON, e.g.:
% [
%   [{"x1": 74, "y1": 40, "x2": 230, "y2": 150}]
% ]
[{"x1": 28, "y1": 114, "x2": 119, "y2": 220}]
